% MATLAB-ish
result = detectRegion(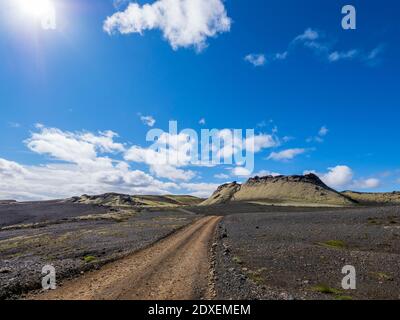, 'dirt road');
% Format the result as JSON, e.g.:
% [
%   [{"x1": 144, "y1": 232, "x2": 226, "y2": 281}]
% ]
[{"x1": 31, "y1": 216, "x2": 221, "y2": 300}]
